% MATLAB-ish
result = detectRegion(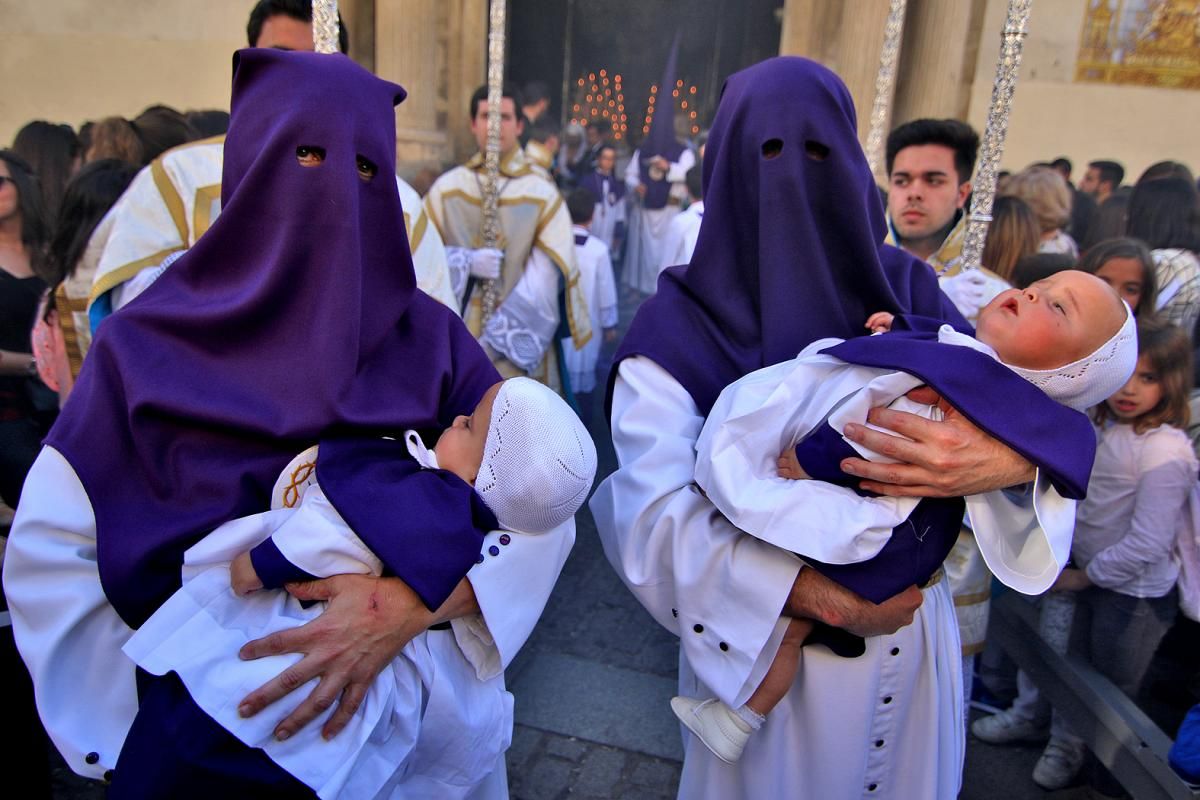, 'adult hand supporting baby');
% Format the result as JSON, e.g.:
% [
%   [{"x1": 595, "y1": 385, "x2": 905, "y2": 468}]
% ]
[
  {"x1": 786, "y1": 568, "x2": 923, "y2": 637},
  {"x1": 838, "y1": 388, "x2": 1035, "y2": 497},
  {"x1": 236, "y1": 573, "x2": 478, "y2": 741}
]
